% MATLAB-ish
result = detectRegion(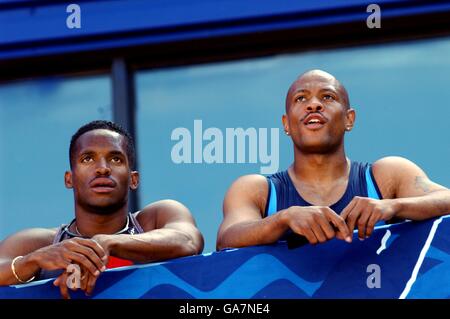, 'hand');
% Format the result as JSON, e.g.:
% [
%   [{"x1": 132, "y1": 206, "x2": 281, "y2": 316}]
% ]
[
  {"x1": 31, "y1": 237, "x2": 107, "y2": 277},
  {"x1": 283, "y1": 206, "x2": 352, "y2": 244},
  {"x1": 341, "y1": 197, "x2": 398, "y2": 240},
  {"x1": 53, "y1": 264, "x2": 100, "y2": 299},
  {"x1": 43, "y1": 237, "x2": 108, "y2": 299},
  {"x1": 91, "y1": 234, "x2": 112, "y2": 257}
]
